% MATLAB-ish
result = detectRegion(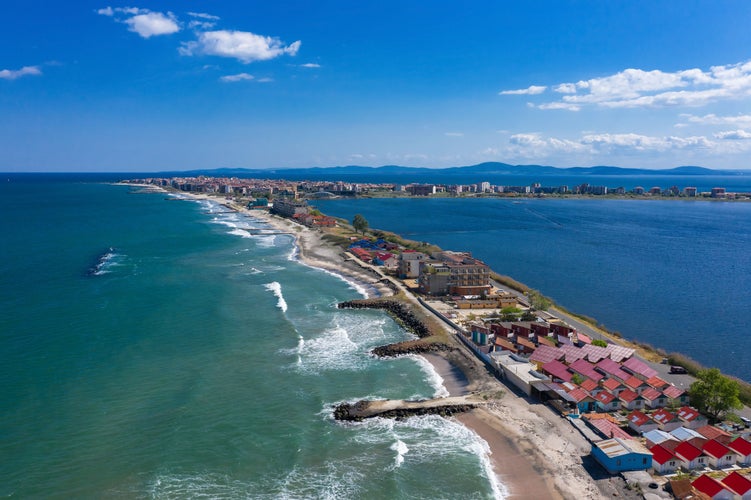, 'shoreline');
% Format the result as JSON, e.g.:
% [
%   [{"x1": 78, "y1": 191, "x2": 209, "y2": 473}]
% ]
[{"x1": 181, "y1": 192, "x2": 616, "y2": 499}]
